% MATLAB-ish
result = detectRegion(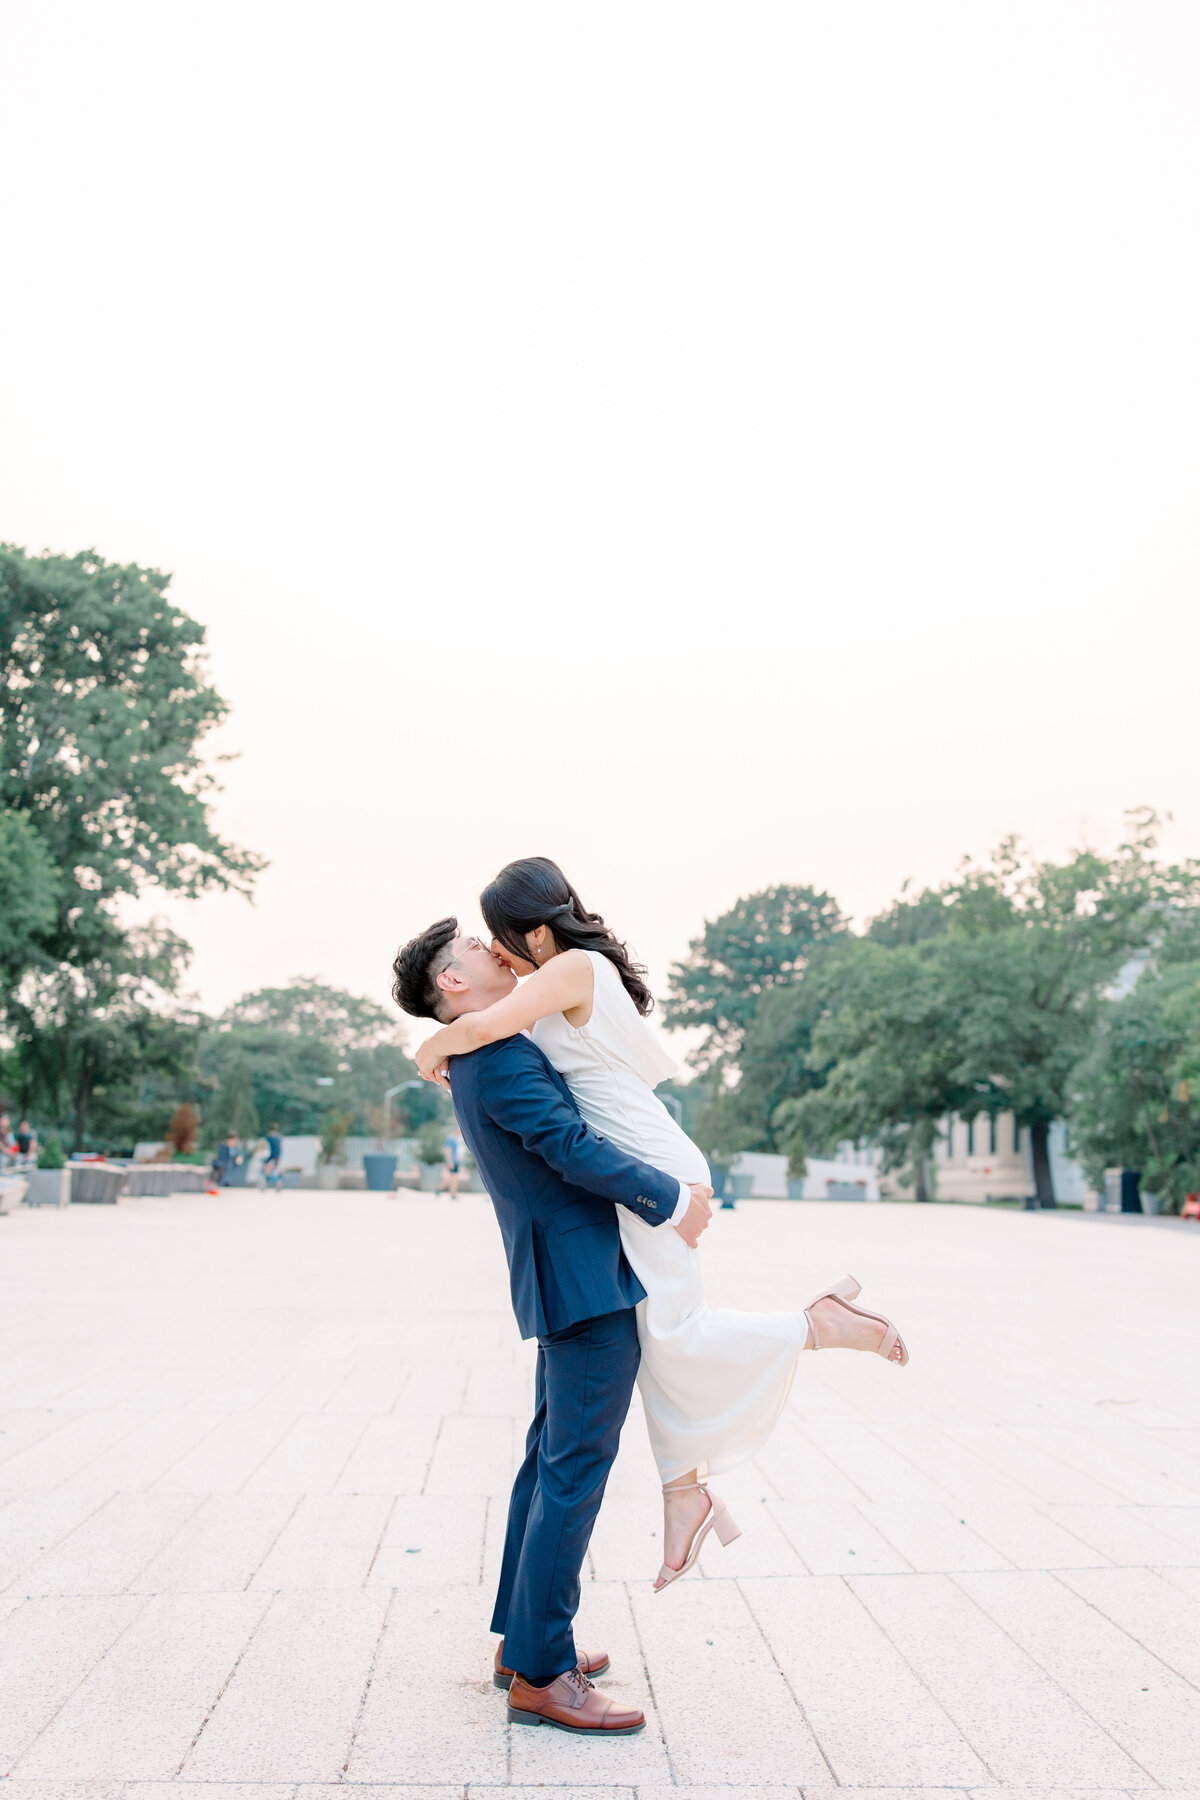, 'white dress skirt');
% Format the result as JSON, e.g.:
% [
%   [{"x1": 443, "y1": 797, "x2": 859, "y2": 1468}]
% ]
[{"x1": 532, "y1": 952, "x2": 811, "y2": 1483}]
